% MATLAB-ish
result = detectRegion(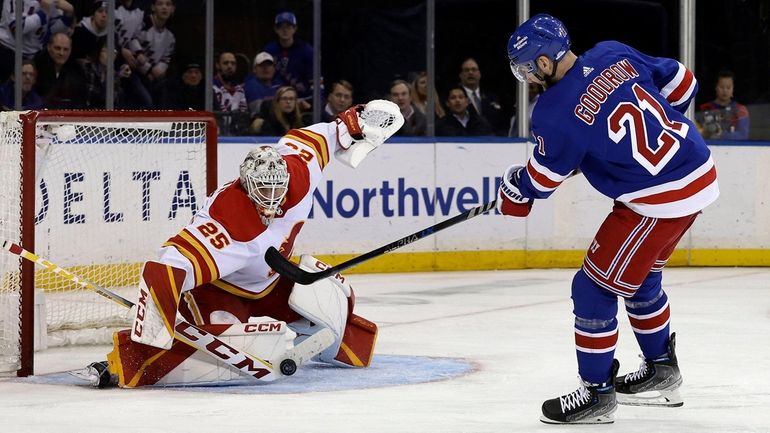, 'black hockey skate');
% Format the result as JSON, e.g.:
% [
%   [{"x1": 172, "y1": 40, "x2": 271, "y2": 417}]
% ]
[
  {"x1": 616, "y1": 332, "x2": 683, "y2": 407},
  {"x1": 540, "y1": 359, "x2": 619, "y2": 424},
  {"x1": 69, "y1": 361, "x2": 117, "y2": 389}
]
